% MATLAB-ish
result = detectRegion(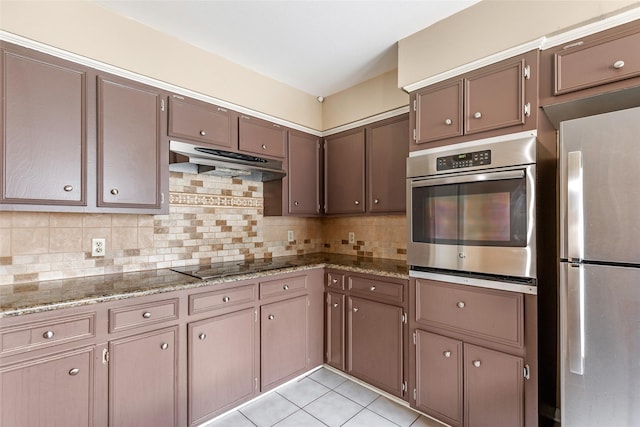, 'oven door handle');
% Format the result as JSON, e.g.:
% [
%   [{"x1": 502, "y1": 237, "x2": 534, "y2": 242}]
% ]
[{"x1": 410, "y1": 169, "x2": 524, "y2": 187}]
